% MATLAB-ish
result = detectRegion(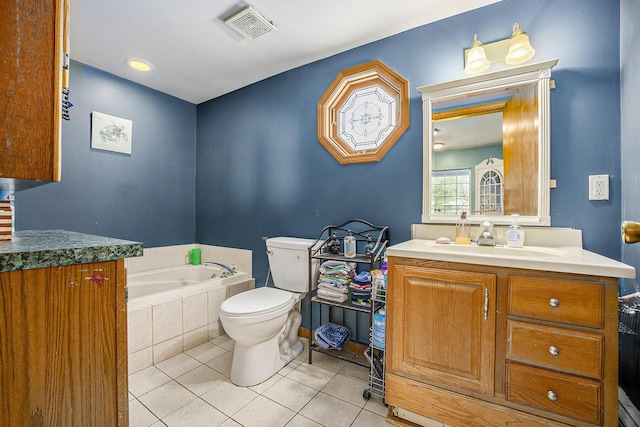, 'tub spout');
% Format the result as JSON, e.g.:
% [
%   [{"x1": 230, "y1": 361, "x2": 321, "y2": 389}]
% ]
[{"x1": 203, "y1": 261, "x2": 236, "y2": 278}]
